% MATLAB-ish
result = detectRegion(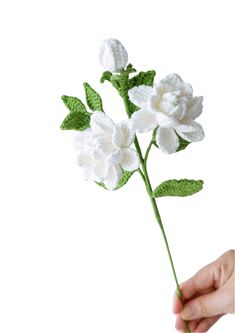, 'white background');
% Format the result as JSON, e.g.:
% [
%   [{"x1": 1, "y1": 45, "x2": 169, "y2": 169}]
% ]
[{"x1": 0, "y1": 0, "x2": 234, "y2": 332}]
